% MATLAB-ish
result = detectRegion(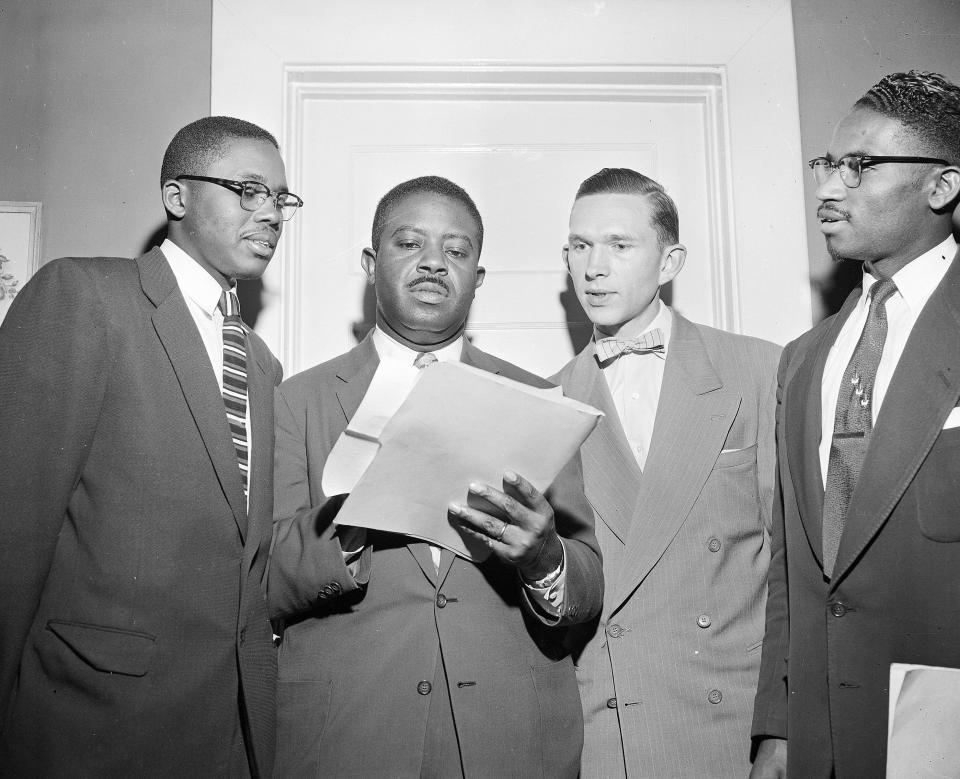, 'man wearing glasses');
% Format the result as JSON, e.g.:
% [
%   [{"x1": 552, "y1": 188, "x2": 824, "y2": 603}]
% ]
[
  {"x1": 0, "y1": 116, "x2": 301, "y2": 776},
  {"x1": 750, "y1": 71, "x2": 960, "y2": 778}
]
